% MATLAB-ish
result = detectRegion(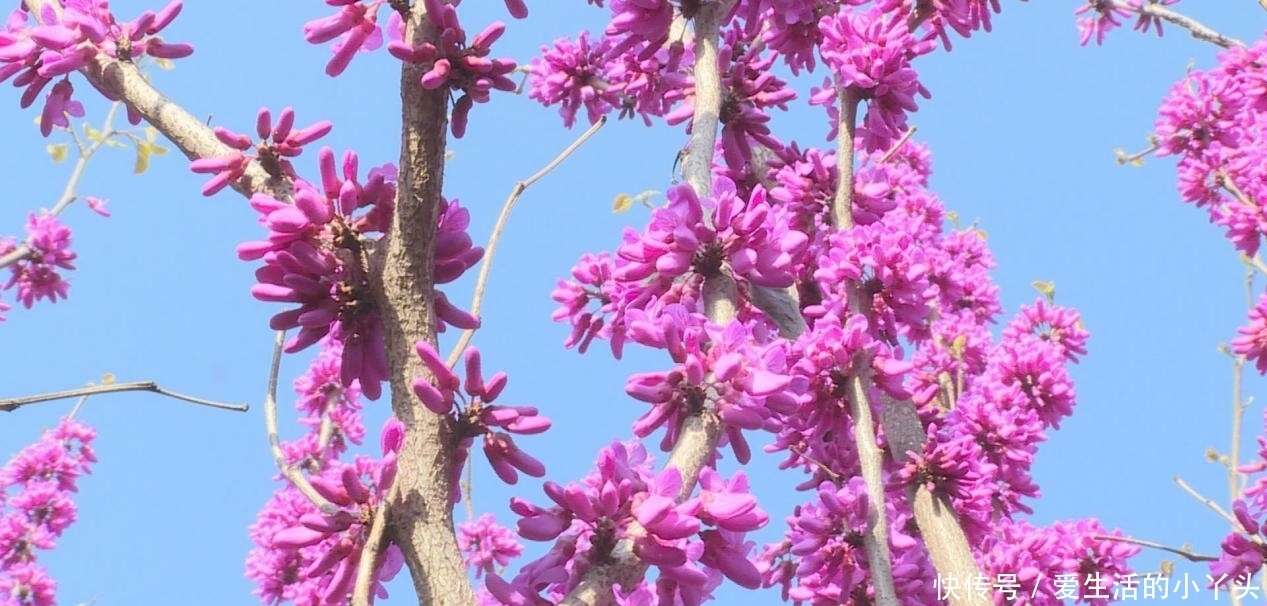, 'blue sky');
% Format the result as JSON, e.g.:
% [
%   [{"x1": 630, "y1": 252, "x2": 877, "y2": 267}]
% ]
[{"x1": 1, "y1": 1, "x2": 1263, "y2": 604}]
